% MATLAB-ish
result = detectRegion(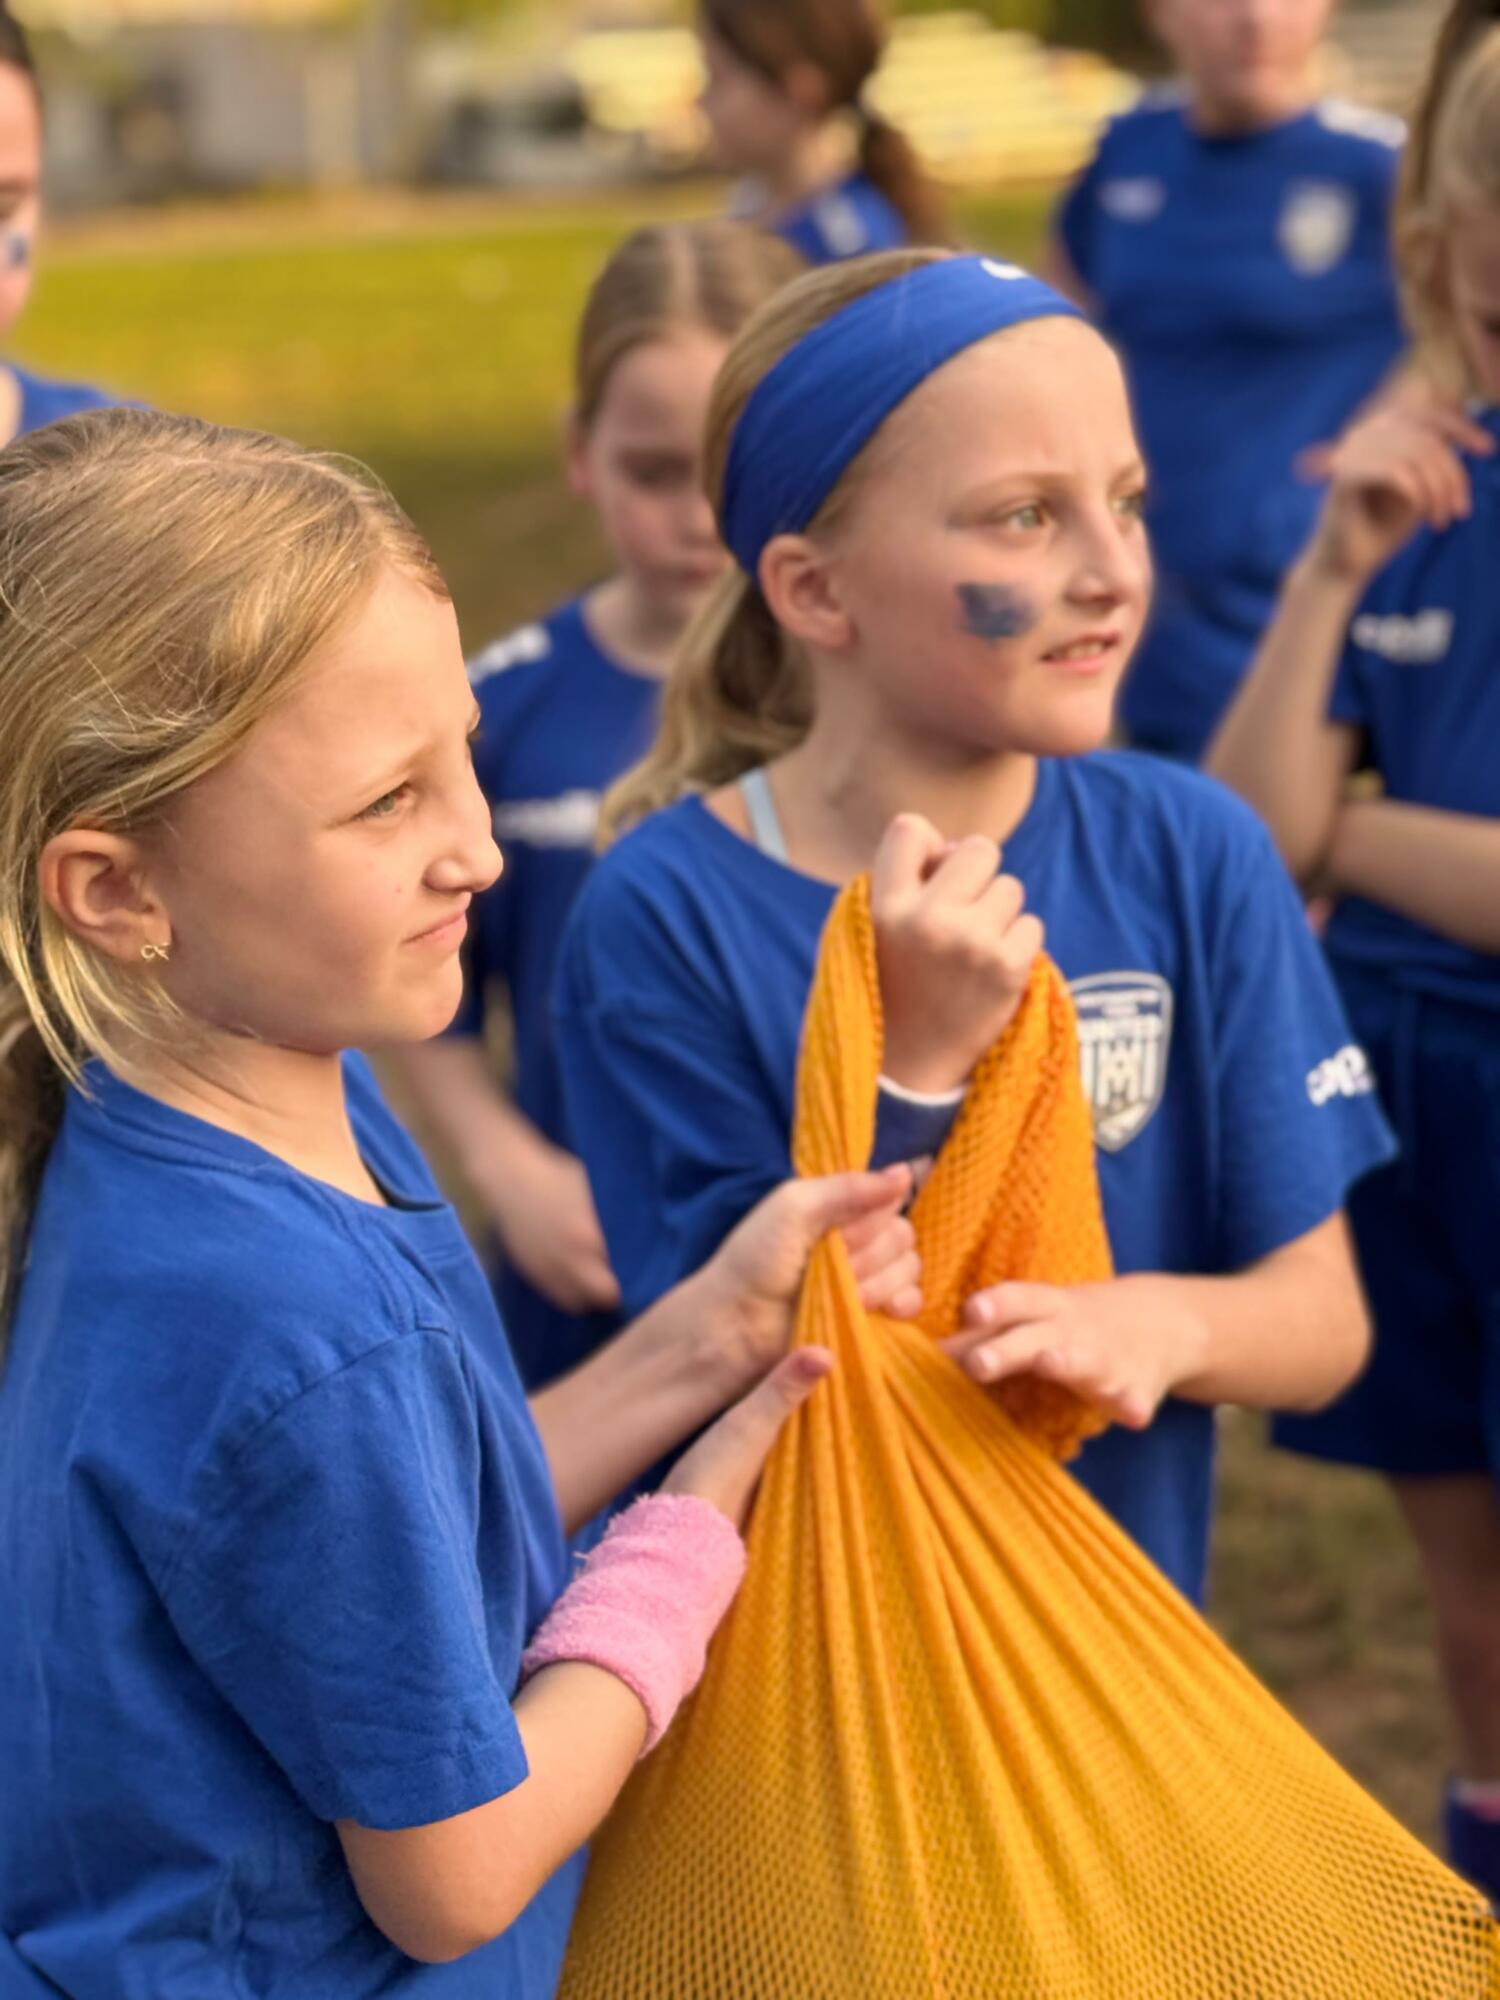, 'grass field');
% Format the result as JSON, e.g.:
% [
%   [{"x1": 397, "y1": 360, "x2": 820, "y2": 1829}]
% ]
[{"x1": 18, "y1": 184, "x2": 1448, "y2": 1846}]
